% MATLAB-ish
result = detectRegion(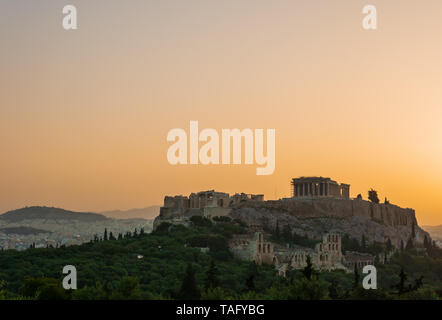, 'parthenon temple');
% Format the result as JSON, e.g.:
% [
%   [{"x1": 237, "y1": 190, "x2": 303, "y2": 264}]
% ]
[{"x1": 291, "y1": 177, "x2": 350, "y2": 199}]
